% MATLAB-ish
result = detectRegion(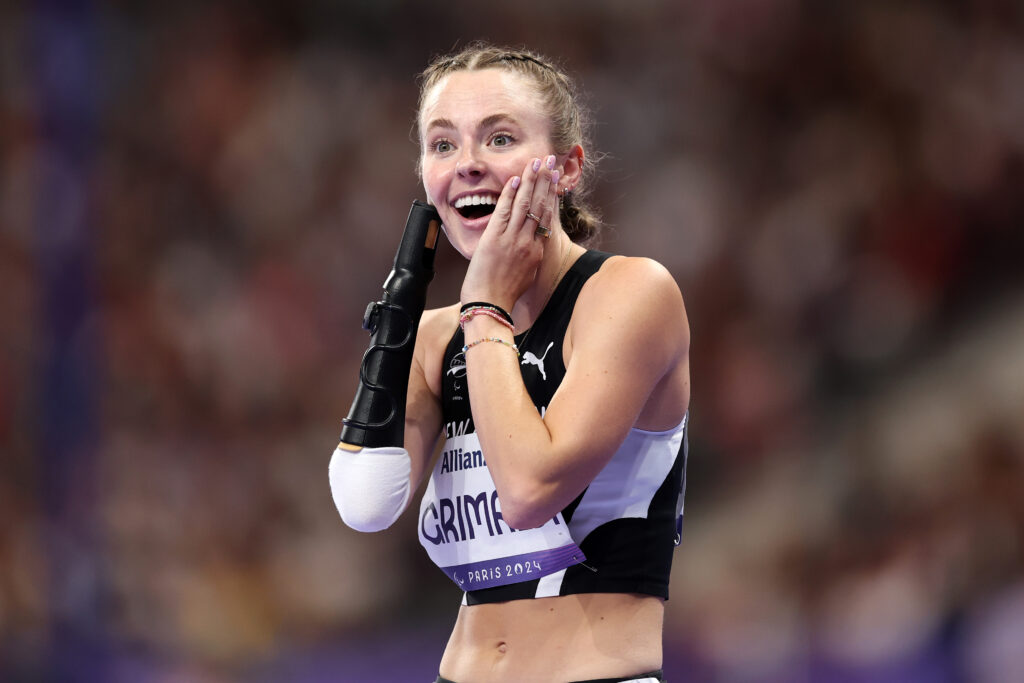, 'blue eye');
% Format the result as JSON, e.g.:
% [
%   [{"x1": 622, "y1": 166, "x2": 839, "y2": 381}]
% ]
[{"x1": 433, "y1": 139, "x2": 454, "y2": 154}]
